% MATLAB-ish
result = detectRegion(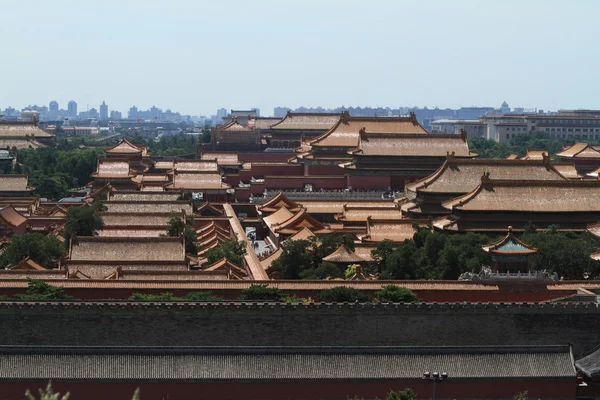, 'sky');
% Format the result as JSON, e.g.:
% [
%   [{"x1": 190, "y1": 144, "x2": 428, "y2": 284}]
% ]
[{"x1": 1, "y1": 0, "x2": 598, "y2": 117}]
